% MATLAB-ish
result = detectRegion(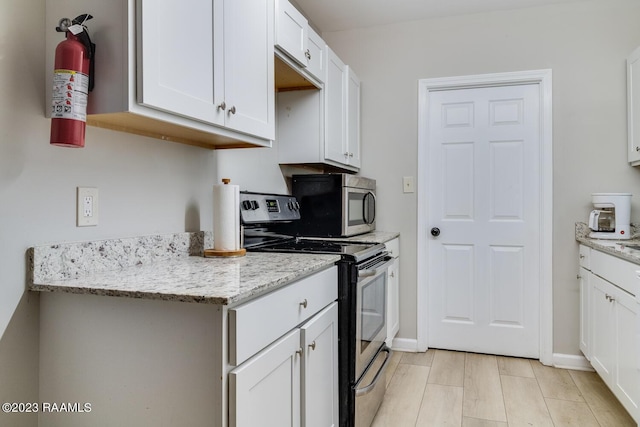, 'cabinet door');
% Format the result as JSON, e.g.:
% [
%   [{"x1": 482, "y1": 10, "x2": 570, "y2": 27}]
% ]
[
  {"x1": 386, "y1": 259, "x2": 399, "y2": 347},
  {"x1": 613, "y1": 287, "x2": 640, "y2": 418},
  {"x1": 229, "y1": 329, "x2": 301, "y2": 427},
  {"x1": 306, "y1": 27, "x2": 326, "y2": 83},
  {"x1": 301, "y1": 303, "x2": 339, "y2": 427},
  {"x1": 628, "y1": 46, "x2": 640, "y2": 164},
  {"x1": 275, "y1": 0, "x2": 308, "y2": 67},
  {"x1": 324, "y1": 48, "x2": 347, "y2": 165},
  {"x1": 590, "y1": 275, "x2": 616, "y2": 380},
  {"x1": 223, "y1": 0, "x2": 275, "y2": 140},
  {"x1": 138, "y1": 0, "x2": 221, "y2": 125},
  {"x1": 578, "y1": 267, "x2": 590, "y2": 359},
  {"x1": 346, "y1": 66, "x2": 361, "y2": 168}
]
